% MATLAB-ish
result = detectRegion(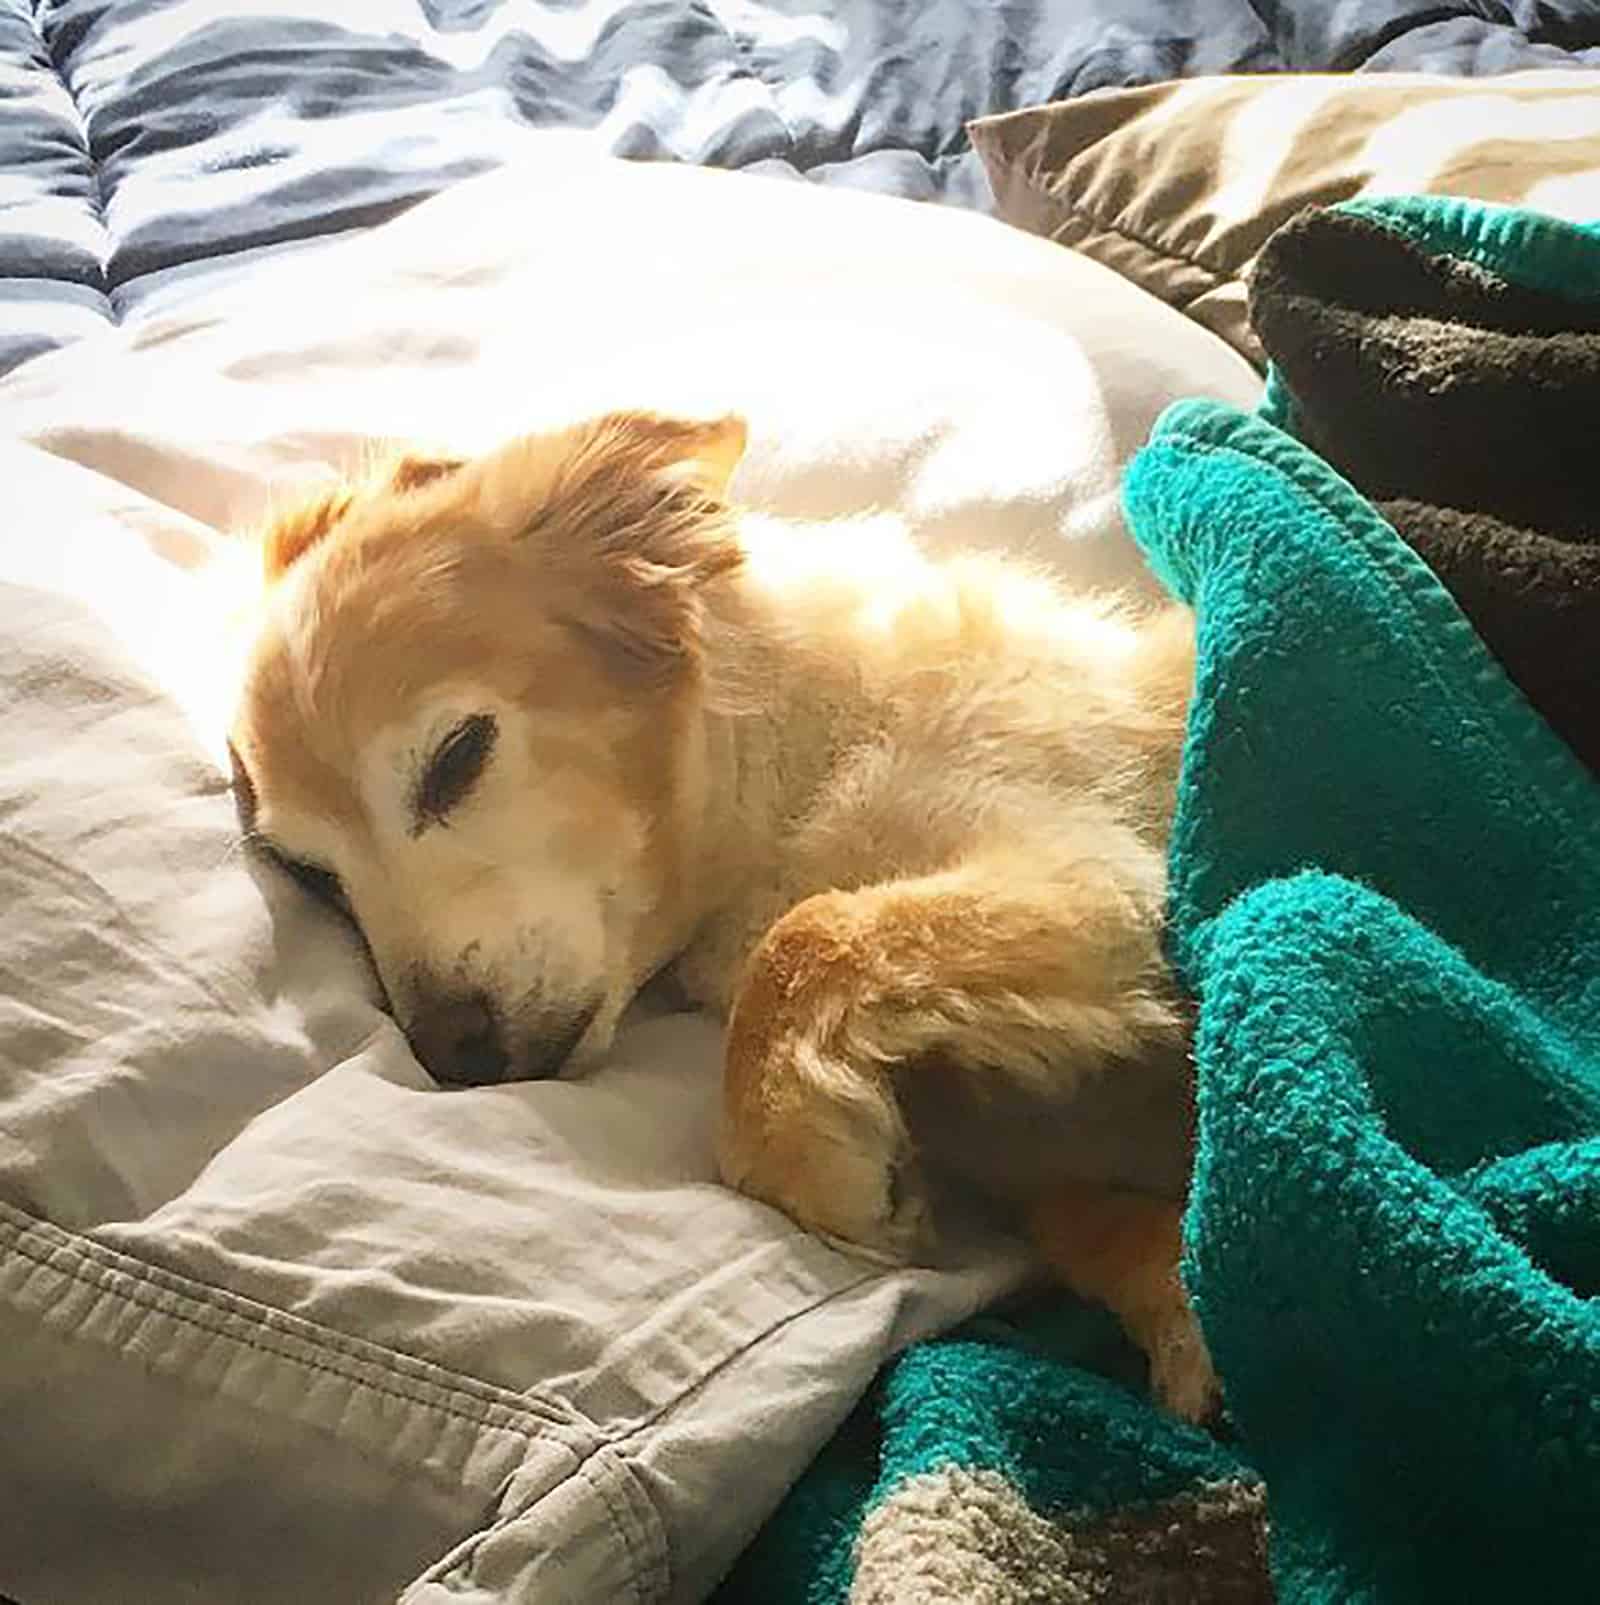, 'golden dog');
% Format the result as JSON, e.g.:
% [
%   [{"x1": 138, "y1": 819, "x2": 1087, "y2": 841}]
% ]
[{"x1": 228, "y1": 410, "x2": 1215, "y2": 1419}]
